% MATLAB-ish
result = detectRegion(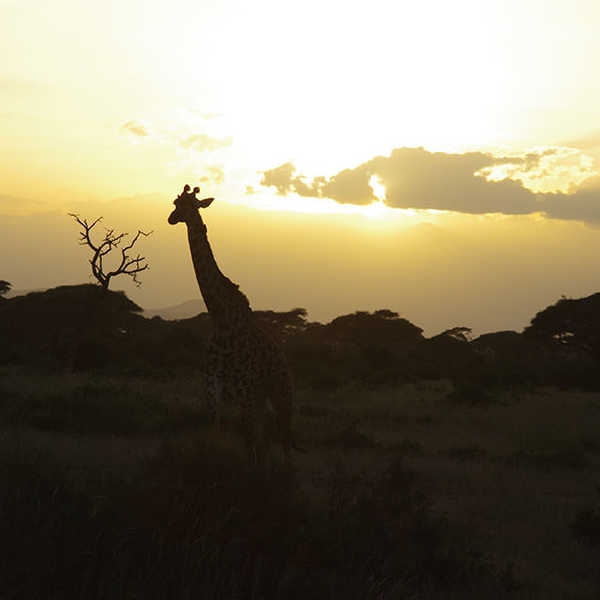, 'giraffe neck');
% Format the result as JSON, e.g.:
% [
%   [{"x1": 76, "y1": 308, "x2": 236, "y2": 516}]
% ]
[{"x1": 185, "y1": 211, "x2": 252, "y2": 327}]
